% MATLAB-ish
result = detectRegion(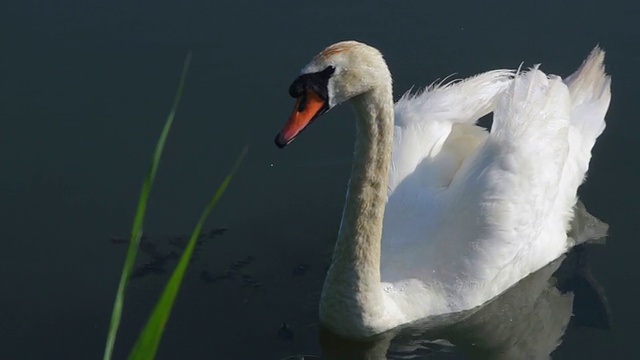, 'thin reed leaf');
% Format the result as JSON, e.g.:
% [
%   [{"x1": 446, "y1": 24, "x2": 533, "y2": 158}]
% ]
[
  {"x1": 103, "y1": 52, "x2": 192, "y2": 360},
  {"x1": 129, "y1": 145, "x2": 249, "y2": 360}
]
